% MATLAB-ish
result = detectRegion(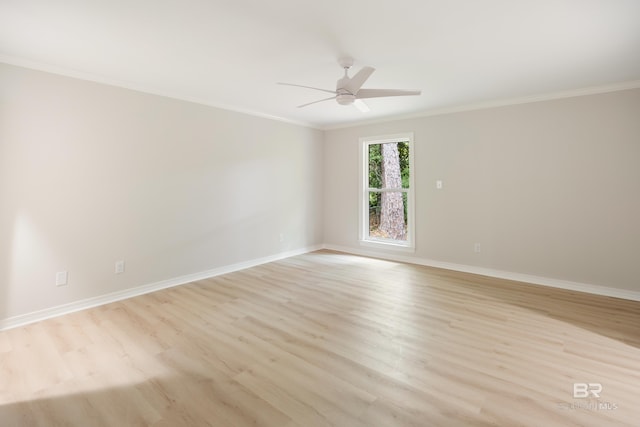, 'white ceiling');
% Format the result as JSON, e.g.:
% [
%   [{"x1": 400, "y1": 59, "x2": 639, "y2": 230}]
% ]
[{"x1": 2, "y1": 0, "x2": 639, "y2": 129}]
